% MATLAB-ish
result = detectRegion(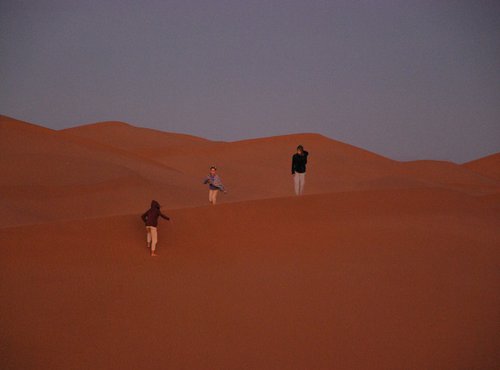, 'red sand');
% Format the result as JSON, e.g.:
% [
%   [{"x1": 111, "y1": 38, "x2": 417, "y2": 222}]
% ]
[
  {"x1": 463, "y1": 153, "x2": 500, "y2": 181},
  {"x1": 1, "y1": 115, "x2": 499, "y2": 369}
]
